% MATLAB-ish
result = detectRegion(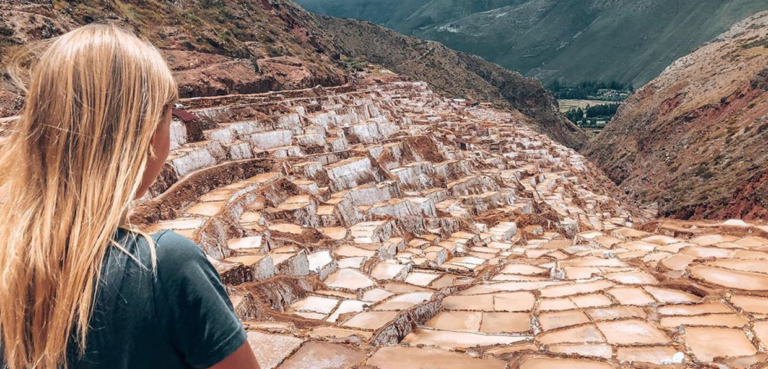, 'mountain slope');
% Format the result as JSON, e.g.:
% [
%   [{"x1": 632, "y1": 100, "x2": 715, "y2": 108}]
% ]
[
  {"x1": 316, "y1": 15, "x2": 588, "y2": 149},
  {"x1": 296, "y1": 0, "x2": 768, "y2": 86},
  {"x1": 0, "y1": 0, "x2": 587, "y2": 149},
  {"x1": 583, "y1": 12, "x2": 768, "y2": 220},
  {"x1": 0, "y1": 0, "x2": 349, "y2": 116},
  {"x1": 289, "y1": 0, "x2": 432, "y2": 30}
]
